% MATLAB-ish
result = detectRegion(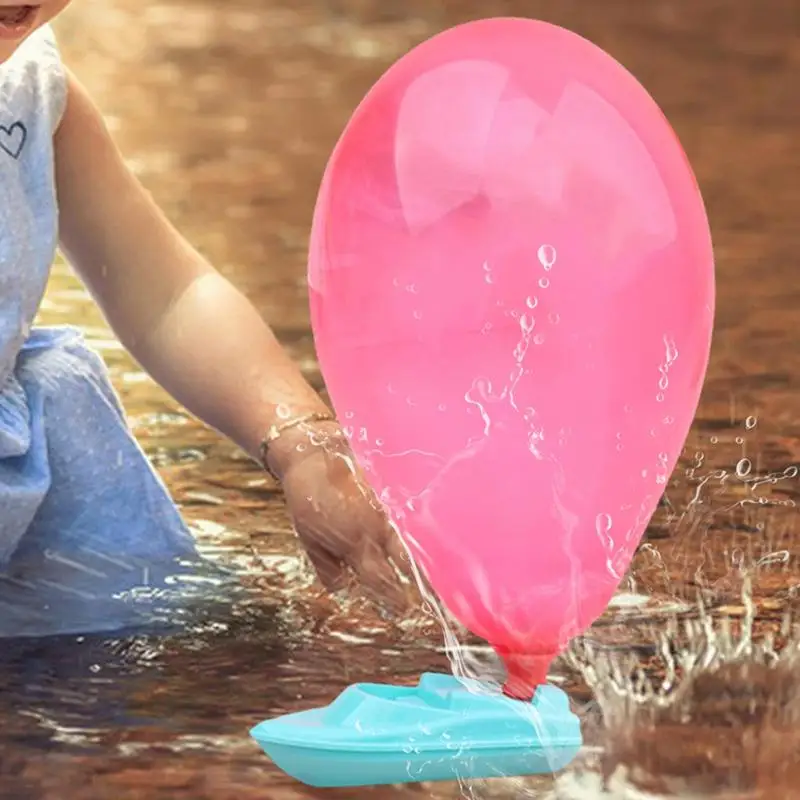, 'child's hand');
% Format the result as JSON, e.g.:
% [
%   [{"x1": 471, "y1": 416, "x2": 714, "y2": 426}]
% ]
[{"x1": 267, "y1": 420, "x2": 412, "y2": 613}]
